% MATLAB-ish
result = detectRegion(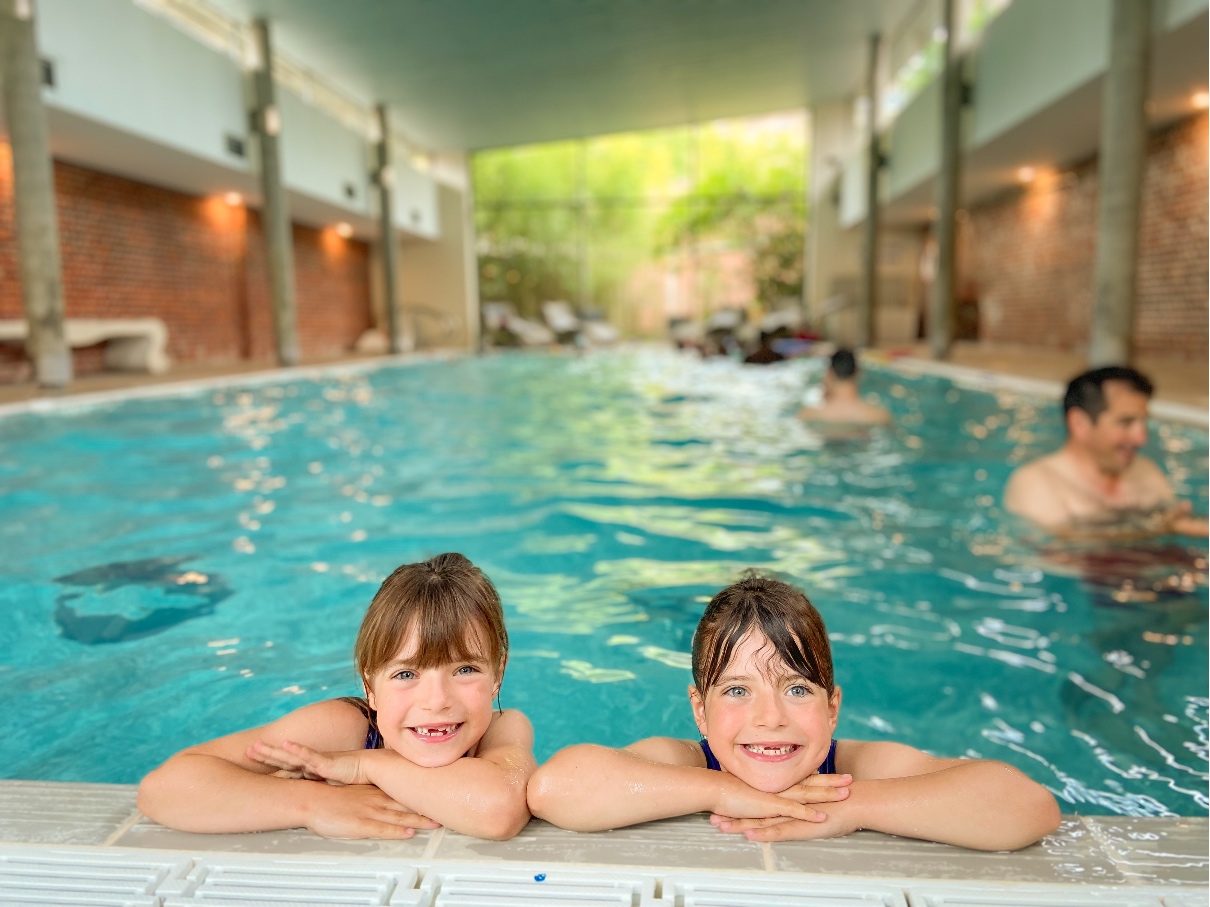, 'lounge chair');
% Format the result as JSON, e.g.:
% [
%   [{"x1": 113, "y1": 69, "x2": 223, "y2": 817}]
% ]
[{"x1": 482, "y1": 302, "x2": 555, "y2": 347}]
